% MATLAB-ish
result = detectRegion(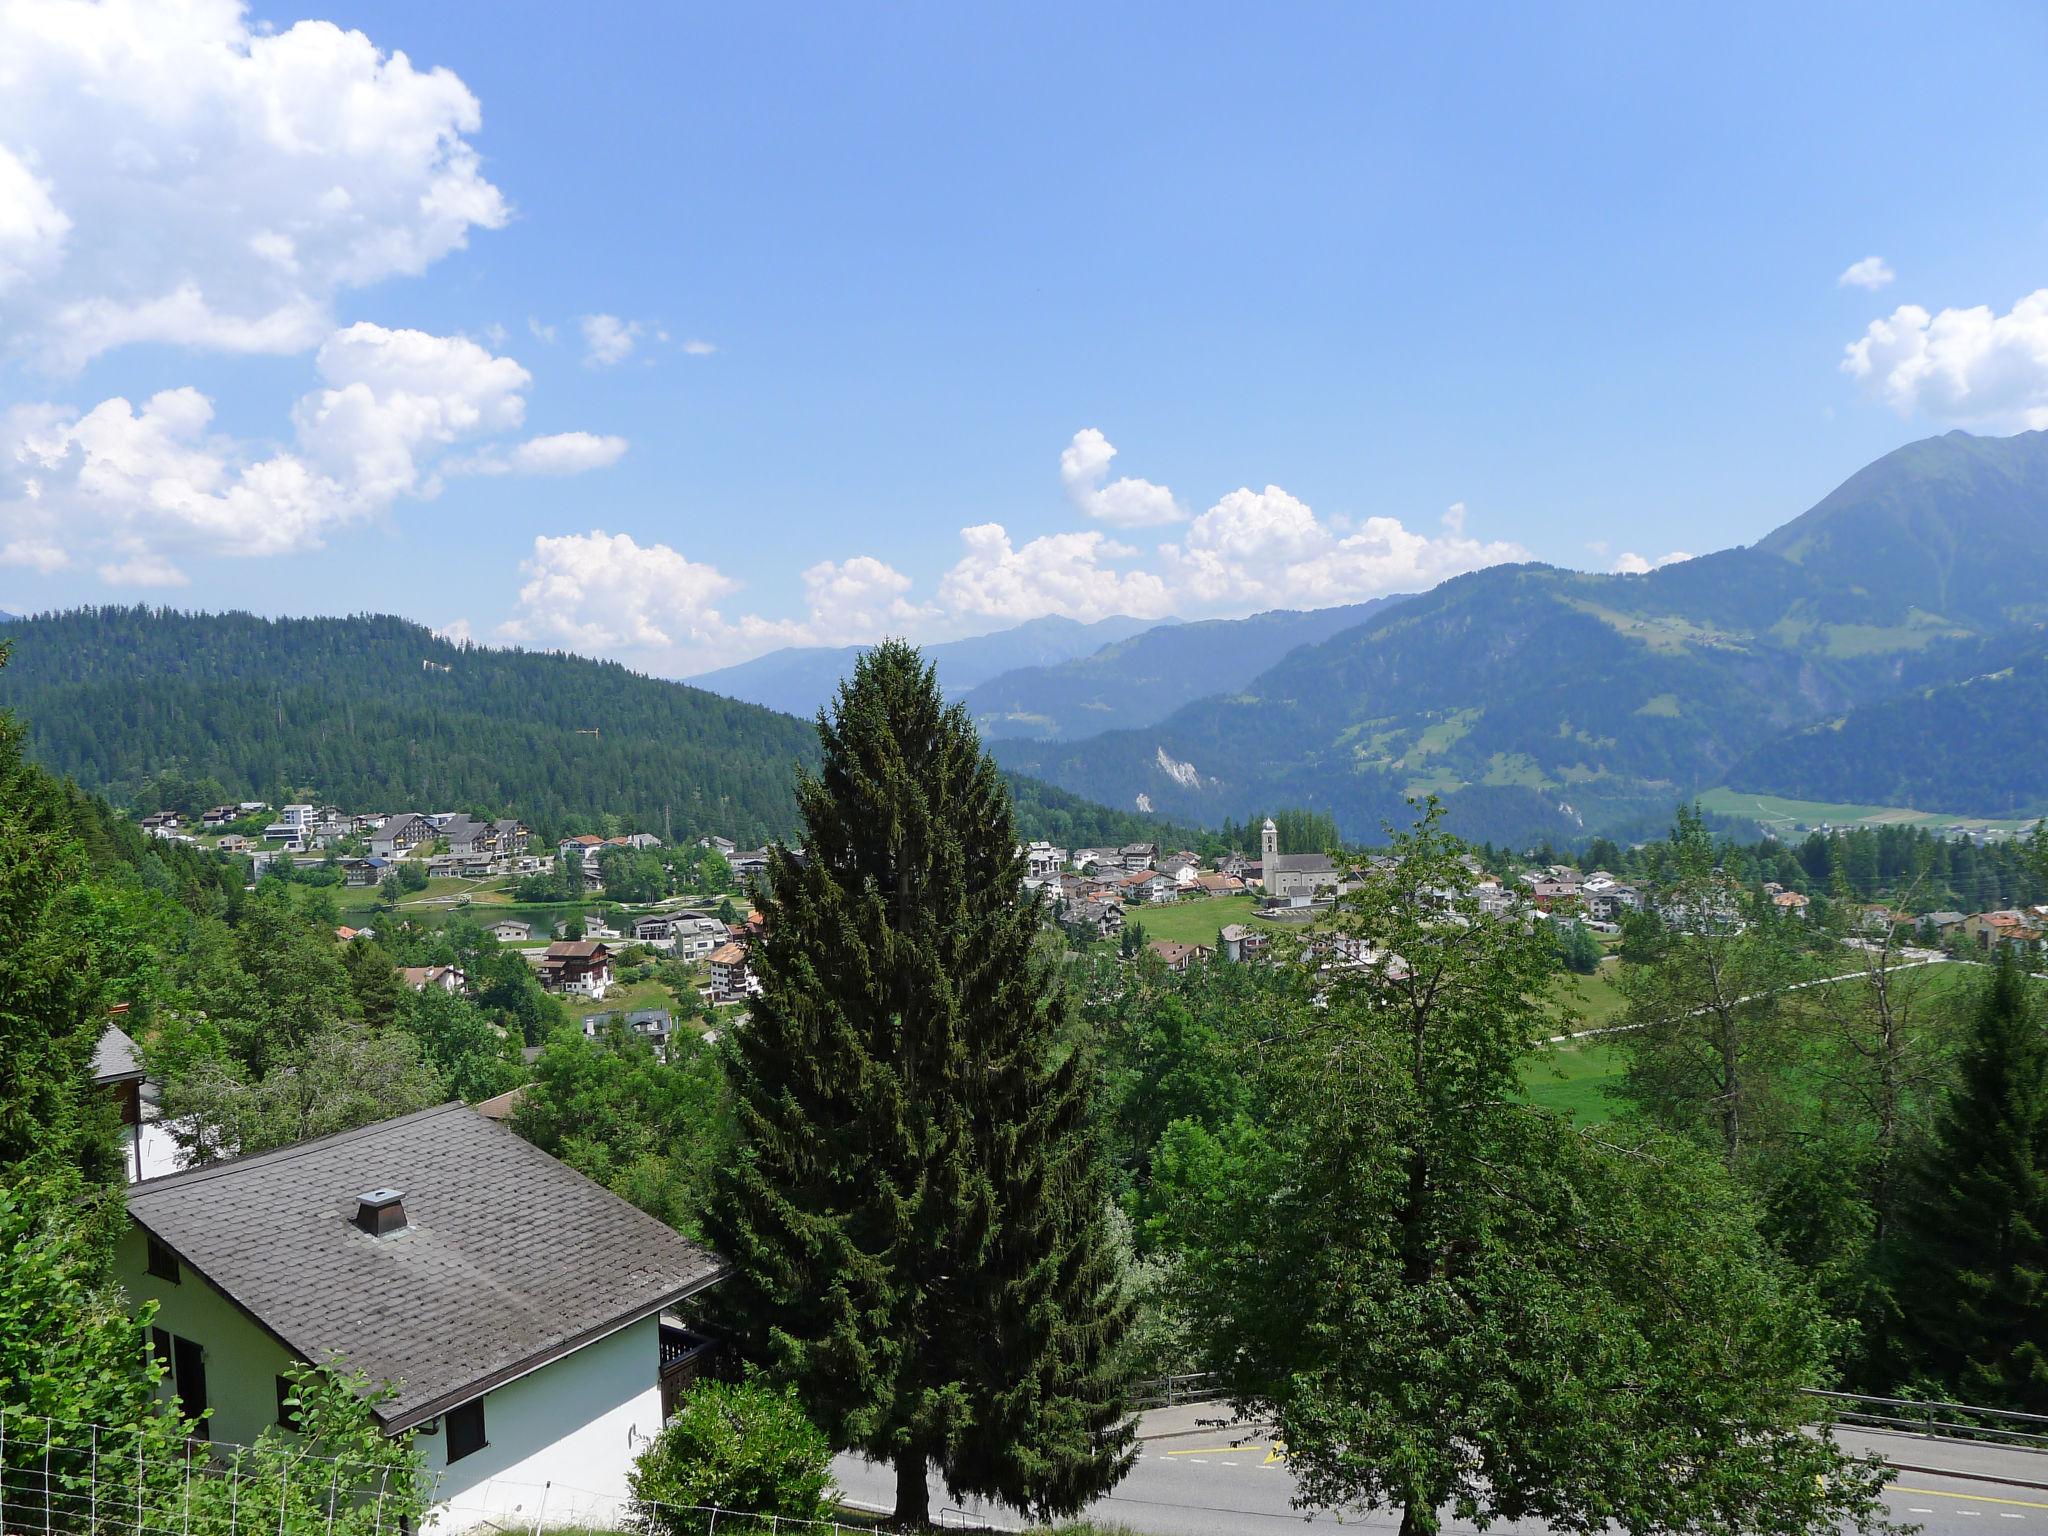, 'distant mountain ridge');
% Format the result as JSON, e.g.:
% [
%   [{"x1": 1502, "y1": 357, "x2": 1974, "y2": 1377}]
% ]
[
  {"x1": 995, "y1": 430, "x2": 2048, "y2": 843},
  {"x1": 961, "y1": 597, "x2": 1409, "y2": 742},
  {"x1": 686, "y1": 613, "x2": 1170, "y2": 717}
]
